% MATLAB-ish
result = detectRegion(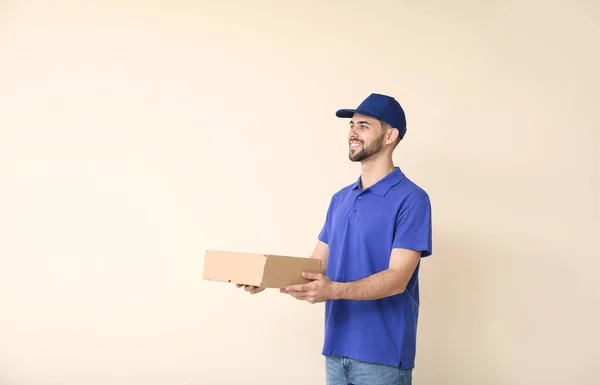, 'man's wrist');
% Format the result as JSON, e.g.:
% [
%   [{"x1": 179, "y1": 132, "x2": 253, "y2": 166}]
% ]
[{"x1": 330, "y1": 281, "x2": 344, "y2": 300}]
